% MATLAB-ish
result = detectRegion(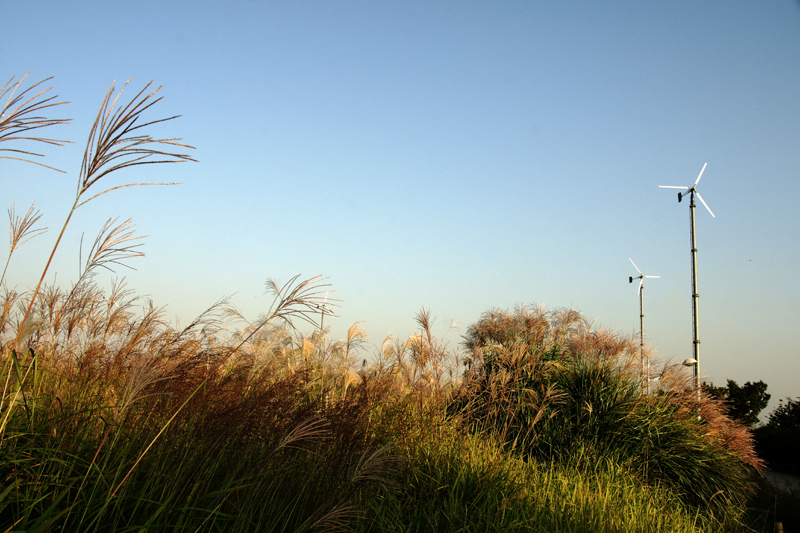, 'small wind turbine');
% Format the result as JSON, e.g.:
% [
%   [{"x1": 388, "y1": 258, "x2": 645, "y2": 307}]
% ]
[
  {"x1": 659, "y1": 163, "x2": 715, "y2": 397},
  {"x1": 629, "y1": 258, "x2": 659, "y2": 391}
]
